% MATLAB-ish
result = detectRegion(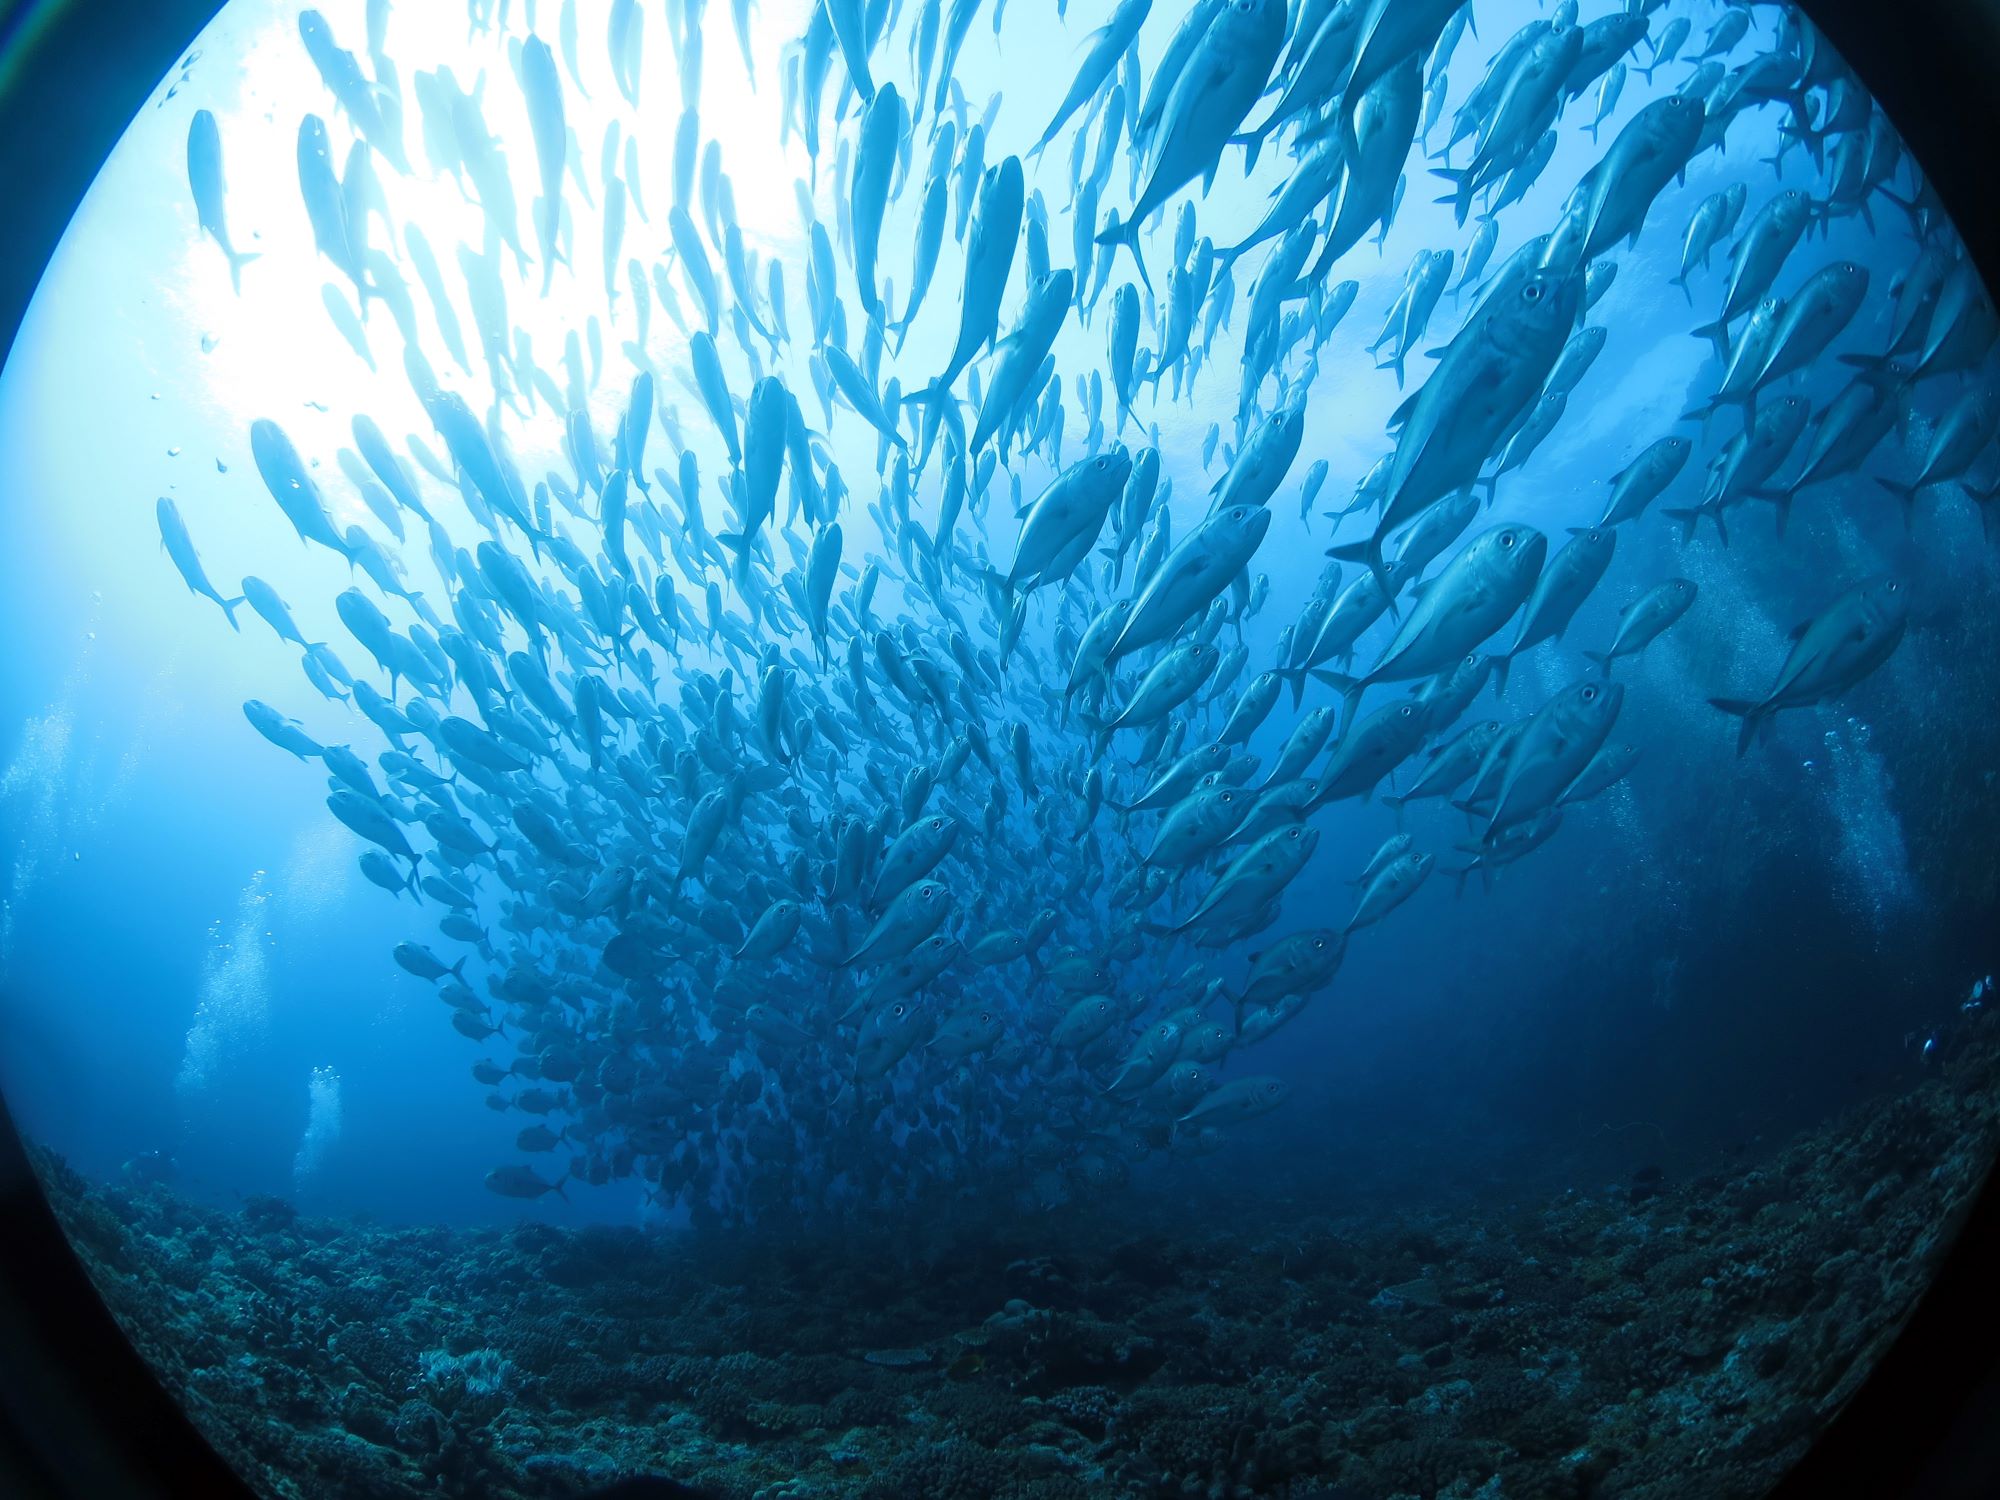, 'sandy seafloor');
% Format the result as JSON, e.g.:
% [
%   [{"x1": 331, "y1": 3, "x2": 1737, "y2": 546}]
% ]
[{"x1": 30, "y1": 1013, "x2": 2000, "y2": 1500}]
